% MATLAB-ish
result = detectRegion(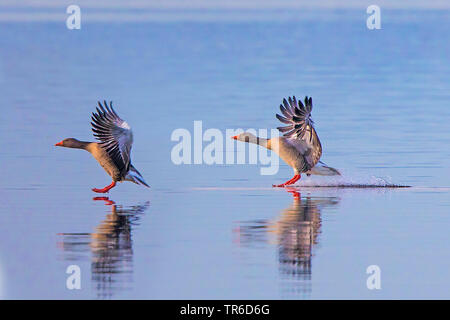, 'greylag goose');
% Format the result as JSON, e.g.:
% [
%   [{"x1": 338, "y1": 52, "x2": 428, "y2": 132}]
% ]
[
  {"x1": 232, "y1": 96, "x2": 340, "y2": 187},
  {"x1": 55, "y1": 101, "x2": 149, "y2": 193}
]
